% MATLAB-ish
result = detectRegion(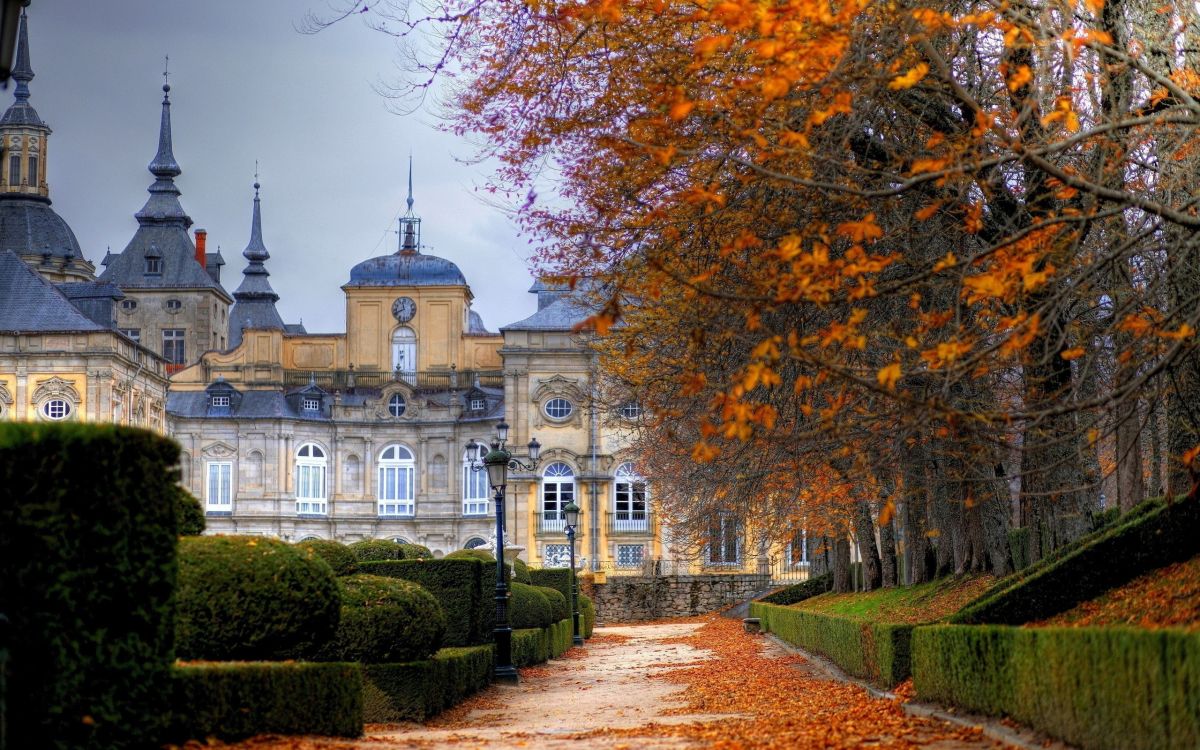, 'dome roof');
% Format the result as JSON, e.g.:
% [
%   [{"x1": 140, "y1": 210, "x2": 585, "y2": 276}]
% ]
[
  {"x1": 346, "y1": 252, "x2": 467, "y2": 287},
  {"x1": 0, "y1": 197, "x2": 83, "y2": 259}
]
